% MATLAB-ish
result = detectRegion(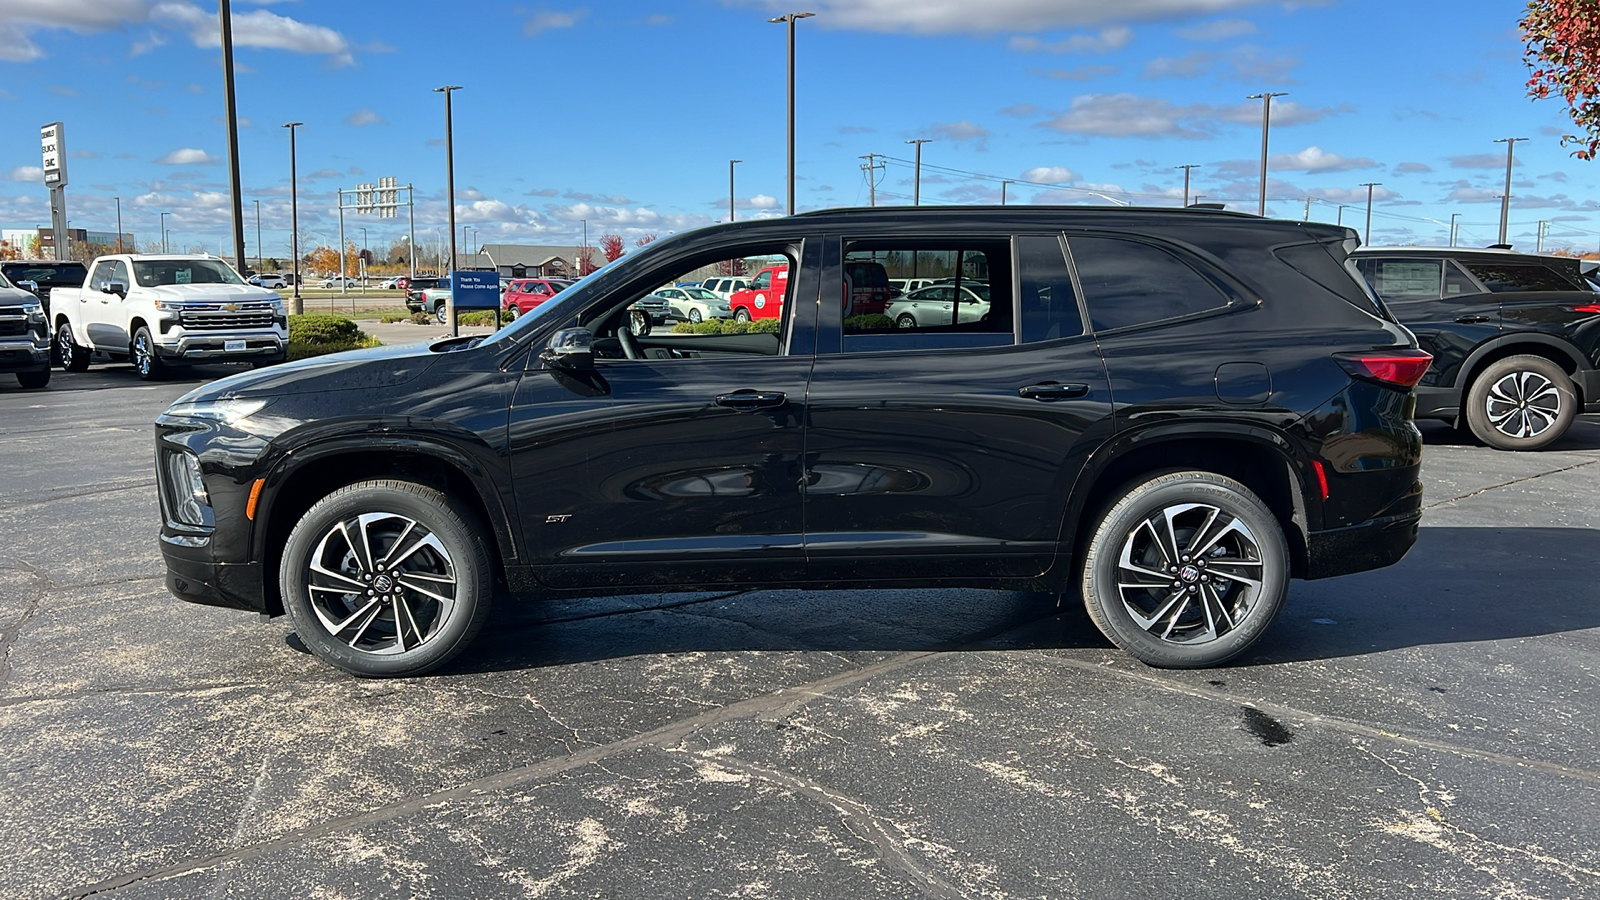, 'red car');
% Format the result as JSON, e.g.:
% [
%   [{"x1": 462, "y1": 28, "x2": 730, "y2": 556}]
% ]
[
  {"x1": 503, "y1": 278, "x2": 572, "y2": 318},
  {"x1": 730, "y1": 266, "x2": 789, "y2": 321}
]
